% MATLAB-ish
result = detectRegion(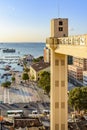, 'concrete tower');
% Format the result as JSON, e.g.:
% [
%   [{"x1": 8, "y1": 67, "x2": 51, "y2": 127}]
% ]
[
  {"x1": 46, "y1": 18, "x2": 87, "y2": 130},
  {"x1": 50, "y1": 18, "x2": 68, "y2": 130},
  {"x1": 51, "y1": 18, "x2": 68, "y2": 38}
]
